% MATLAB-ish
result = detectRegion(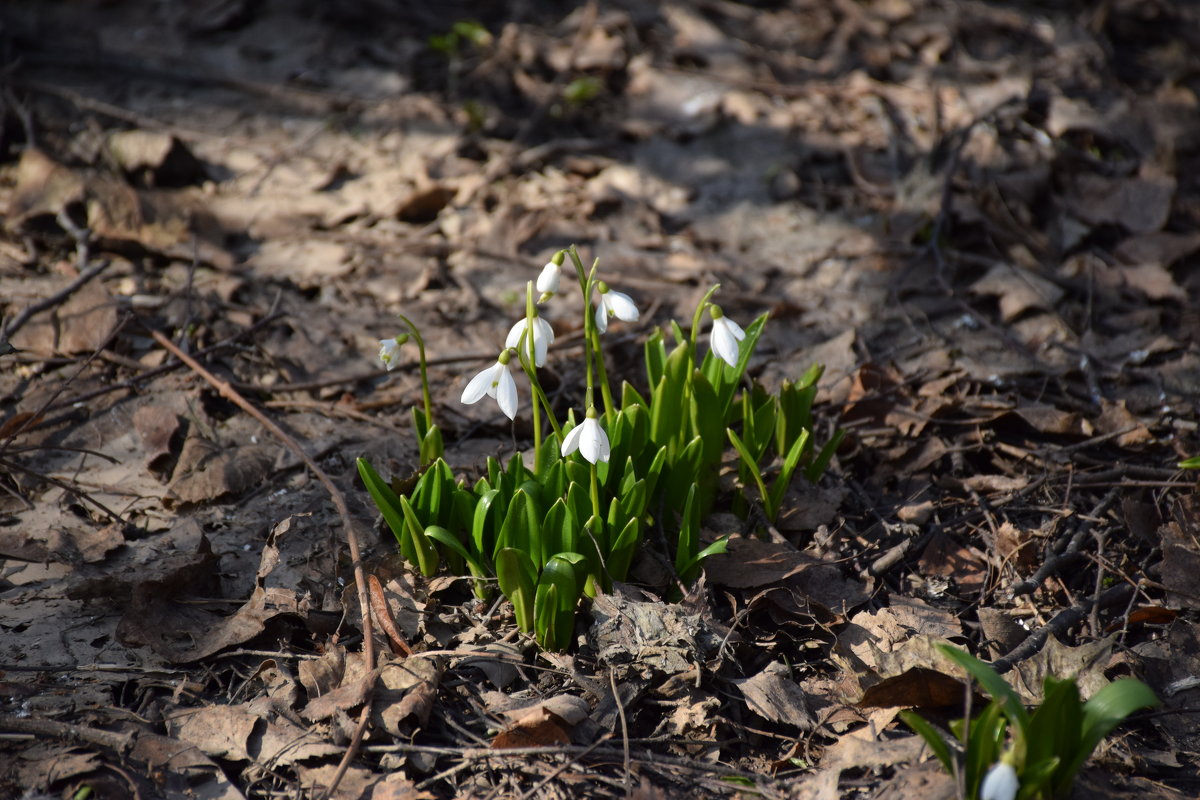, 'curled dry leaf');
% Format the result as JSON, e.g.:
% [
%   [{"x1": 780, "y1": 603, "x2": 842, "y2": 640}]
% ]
[
  {"x1": 732, "y1": 661, "x2": 815, "y2": 730},
  {"x1": 299, "y1": 645, "x2": 347, "y2": 699},
  {"x1": 490, "y1": 697, "x2": 591, "y2": 750}
]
